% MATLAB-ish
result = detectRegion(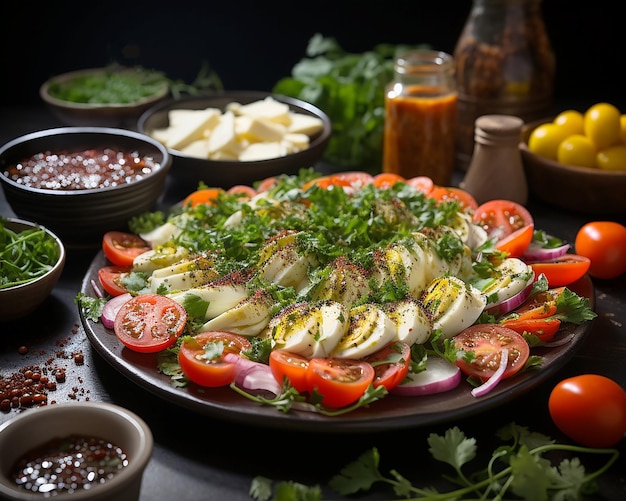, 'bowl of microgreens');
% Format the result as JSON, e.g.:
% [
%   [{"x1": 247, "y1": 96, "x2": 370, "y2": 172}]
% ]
[
  {"x1": 40, "y1": 63, "x2": 223, "y2": 128},
  {"x1": 0, "y1": 217, "x2": 66, "y2": 322}
]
